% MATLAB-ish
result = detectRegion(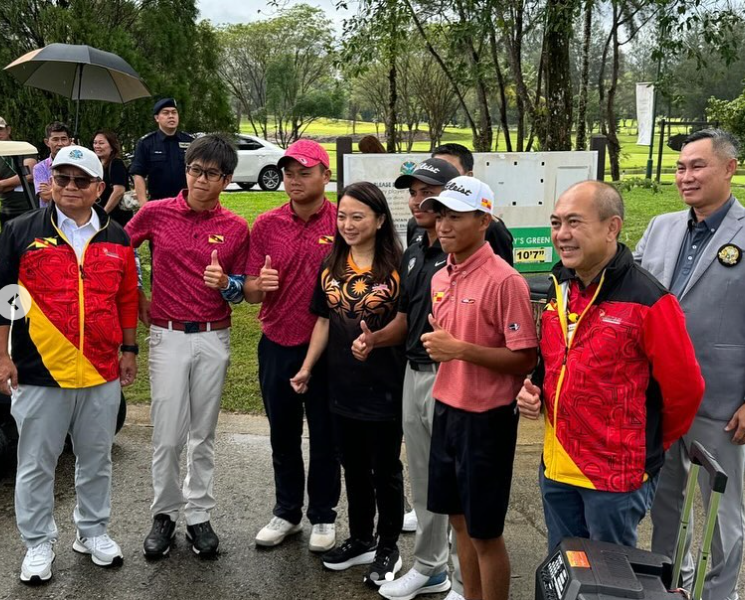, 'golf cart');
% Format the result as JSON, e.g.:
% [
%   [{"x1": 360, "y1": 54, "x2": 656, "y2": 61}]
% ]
[{"x1": 0, "y1": 141, "x2": 127, "y2": 477}]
